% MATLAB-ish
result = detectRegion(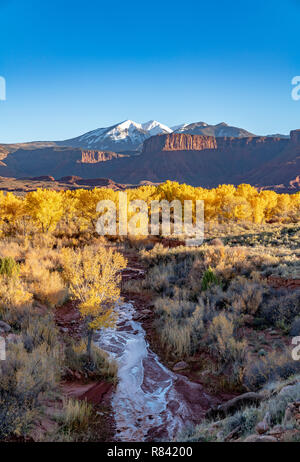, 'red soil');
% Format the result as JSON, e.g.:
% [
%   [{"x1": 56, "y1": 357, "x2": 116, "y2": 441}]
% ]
[
  {"x1": 267, "y1": 275, "x2": 300, "y2": 290},
  {"x1": 55, "y1": 299, "x2": 82, "y2": 338},
  {"x1": 61, "y1": 381, "x2": 113, "y2": 406}
]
